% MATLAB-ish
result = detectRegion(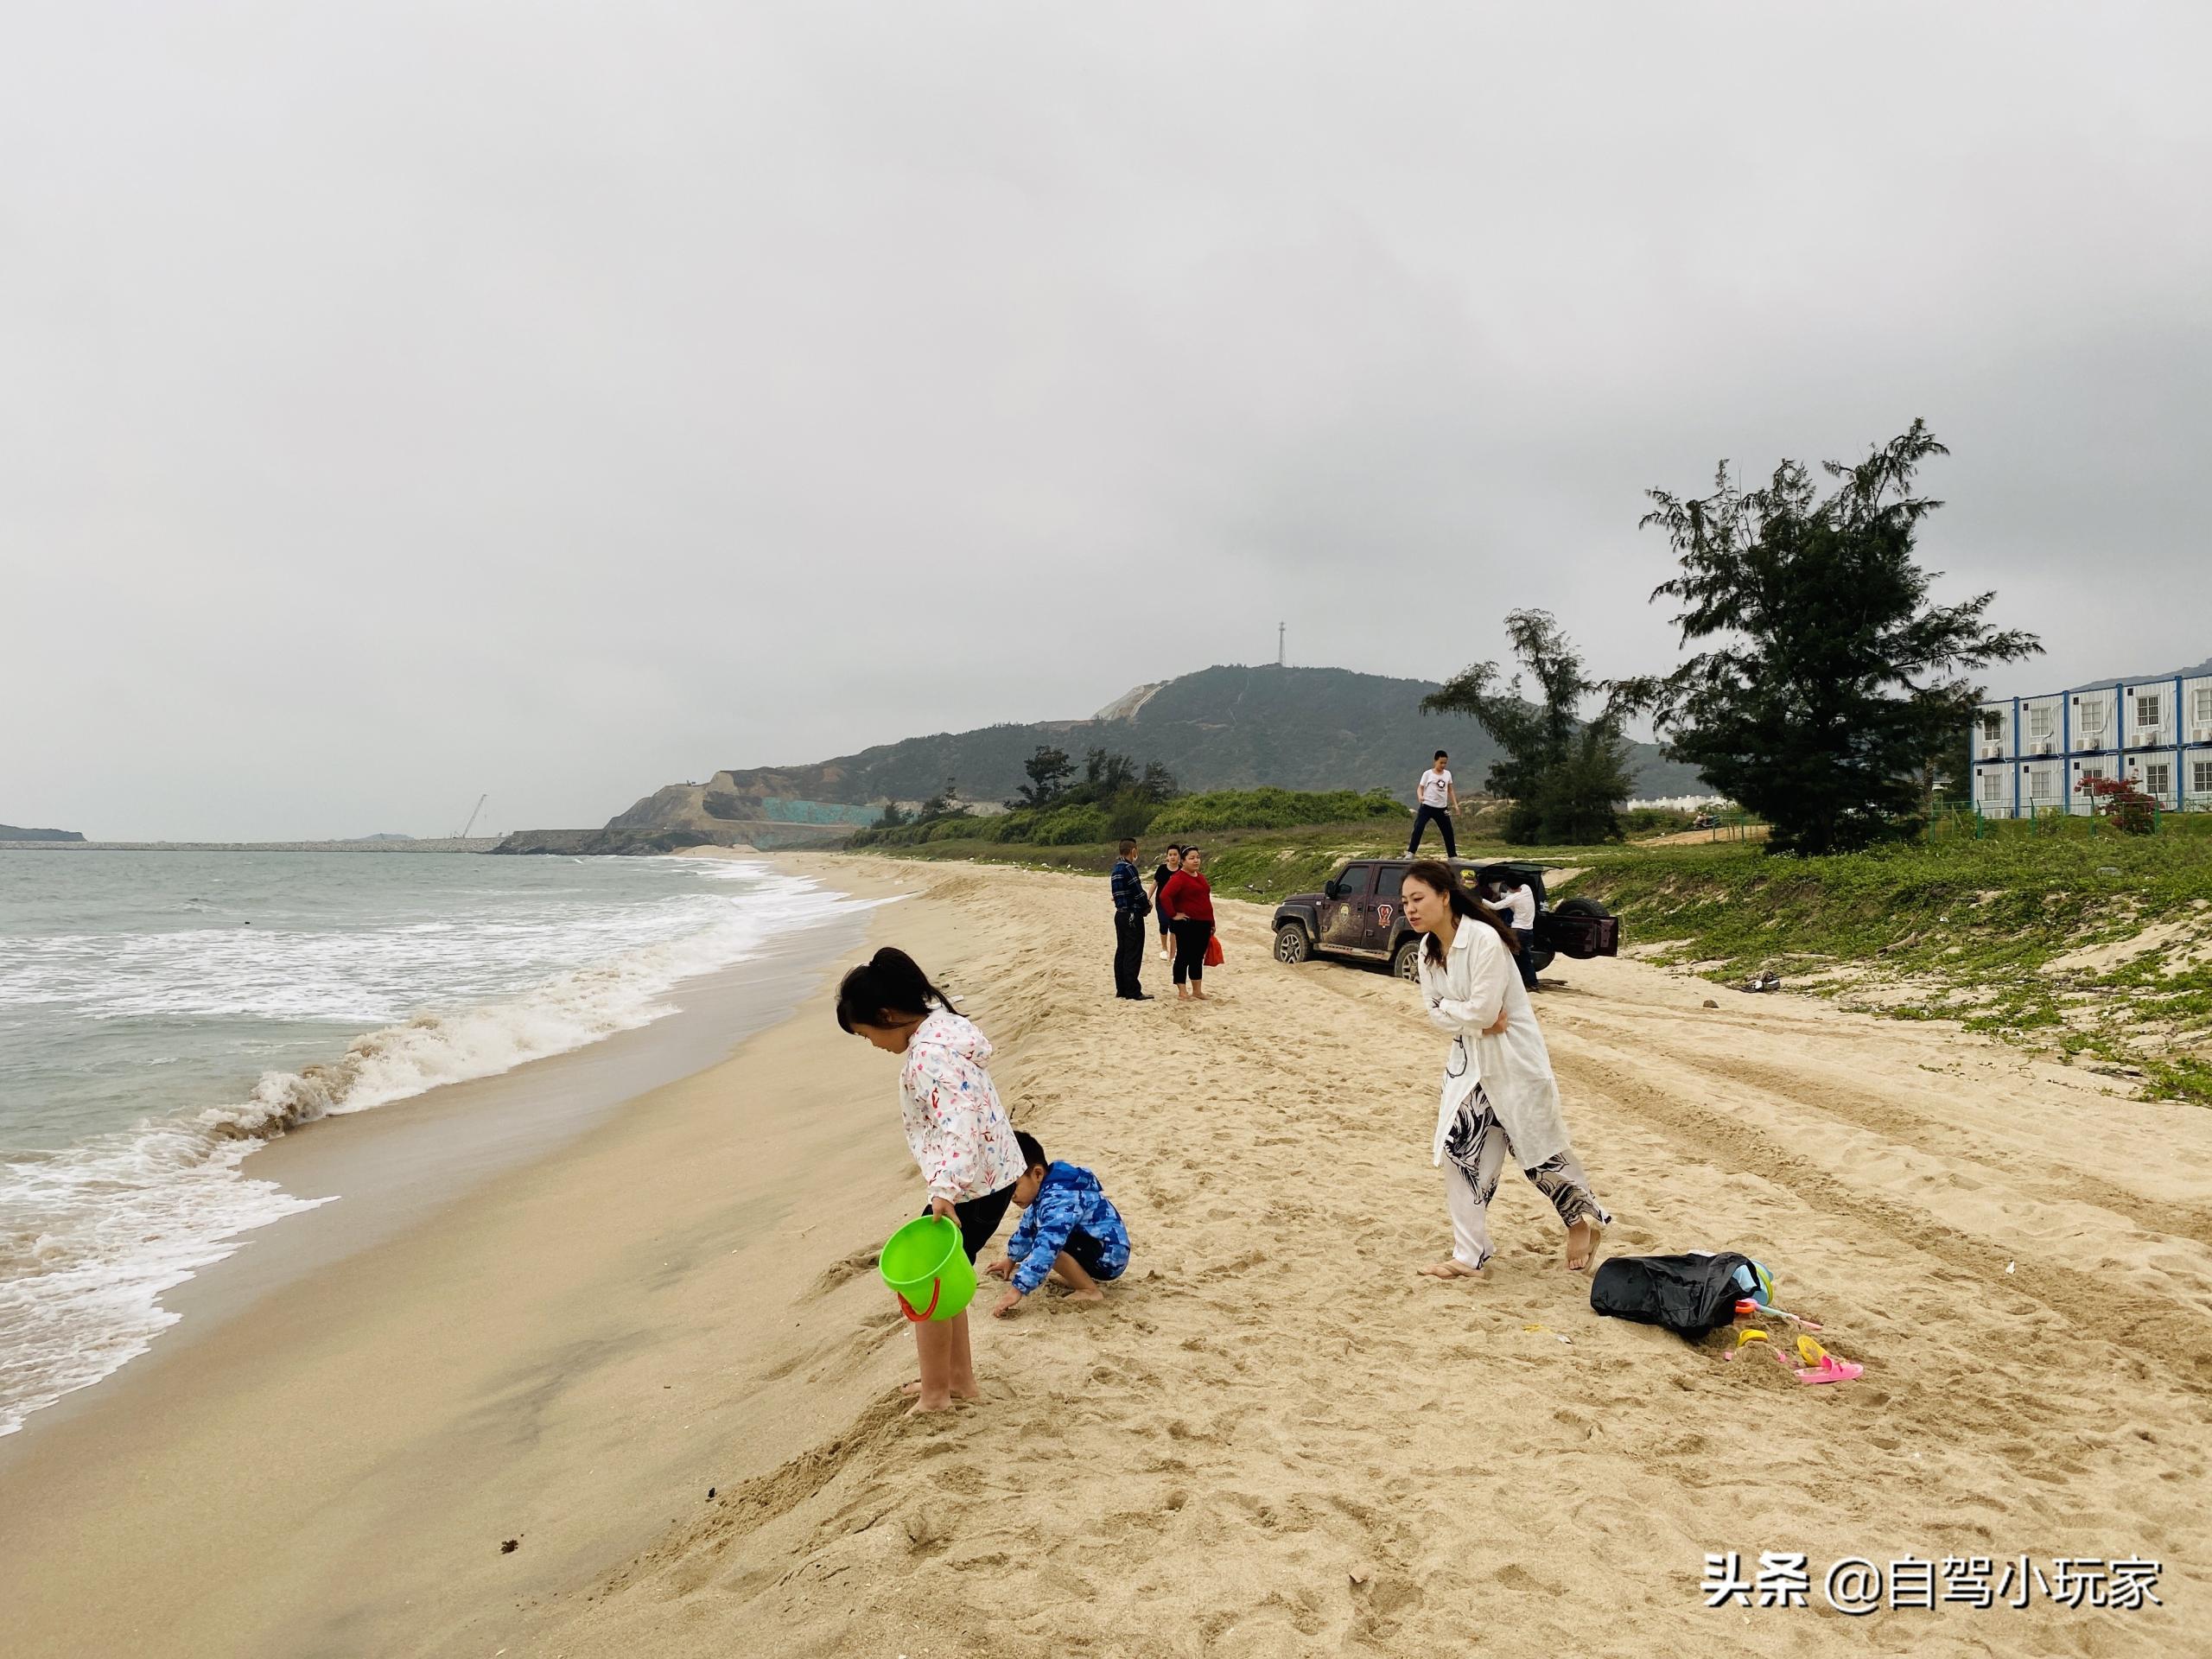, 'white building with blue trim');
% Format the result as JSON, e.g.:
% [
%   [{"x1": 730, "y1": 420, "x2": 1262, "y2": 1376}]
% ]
[{"x1": 1972, "y1": 666, "x2": 2212, "y2": 817}]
